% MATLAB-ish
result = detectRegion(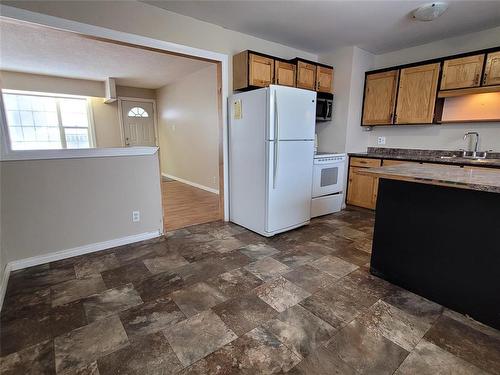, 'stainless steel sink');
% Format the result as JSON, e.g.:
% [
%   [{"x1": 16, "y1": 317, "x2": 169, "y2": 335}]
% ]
[
  {"x1": 439, "y1": 153, "x2": 499, "y2": 163},
  {"x1": 439, "y1": 151, "x2": 490, "y2": 160},
  {"x1": 460, "y1": 150, "x2": 488, "y2": 159}
]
